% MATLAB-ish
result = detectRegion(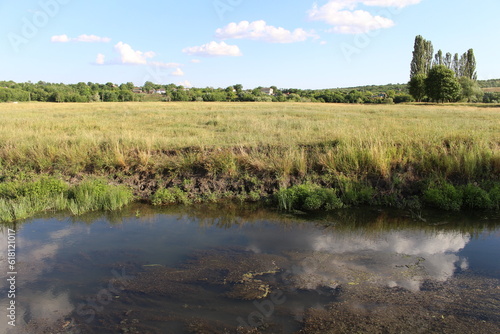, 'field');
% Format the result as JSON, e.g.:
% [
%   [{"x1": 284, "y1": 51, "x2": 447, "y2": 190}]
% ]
[
  {"x1": 483, "y1": 87, "x2": 500, "y2": 93},
  {"x1": 0, "y1": 102, "x2": 499, "y2": 221}
]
